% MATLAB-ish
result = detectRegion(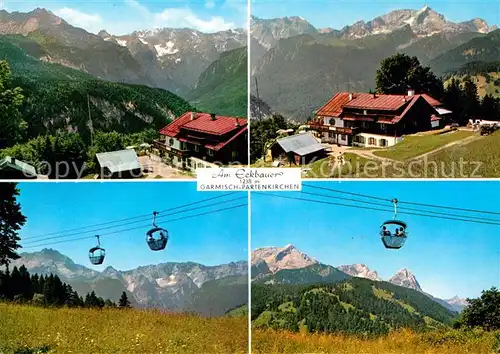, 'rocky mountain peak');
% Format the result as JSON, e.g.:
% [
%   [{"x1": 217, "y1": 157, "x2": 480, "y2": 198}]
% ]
[
  {"x1": 98, "y1": 29, "x2": 111, "y2": 39},
  {"x1": 337, "y1": 264, "x2": 381, "y2": 281},
  {"x1": 251, "y1": 245, "x2": 318, "y2": 273},
  {"x1": 389, "y1": 268, "x2": 422, "y2": 291},
  {"x1": 446, "y1": 296, "x2": 469, "y2": 305}
]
